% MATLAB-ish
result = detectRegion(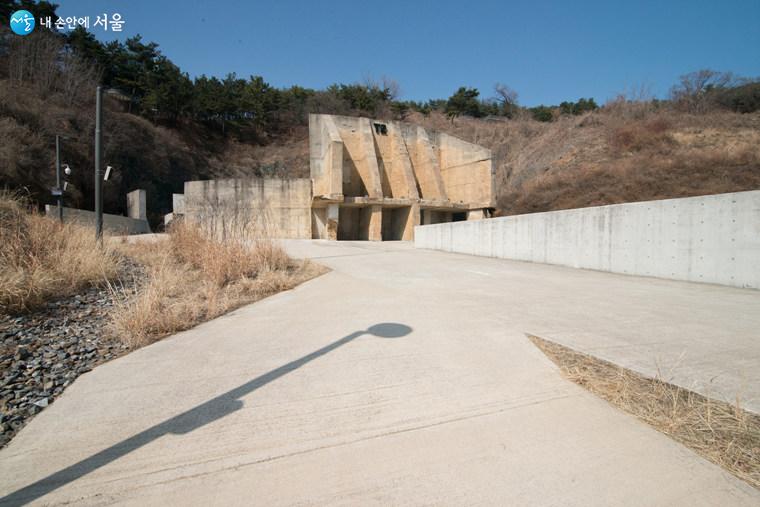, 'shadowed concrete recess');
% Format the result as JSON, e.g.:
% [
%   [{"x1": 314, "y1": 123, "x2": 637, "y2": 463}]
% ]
[{"x1": 173, "y1": 114, "x2": 494, "y2": 240}]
